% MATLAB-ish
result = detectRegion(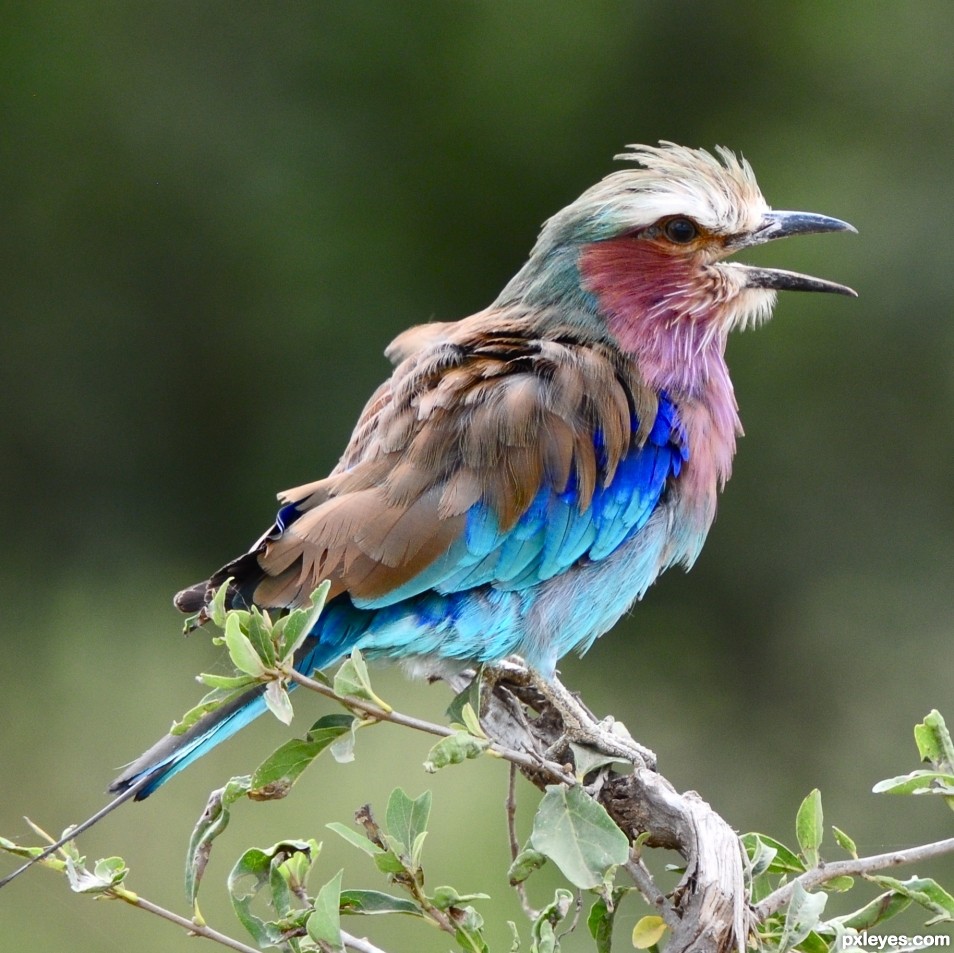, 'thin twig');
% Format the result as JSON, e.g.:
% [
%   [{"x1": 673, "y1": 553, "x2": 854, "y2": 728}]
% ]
[
  {"x1": 2, "y1": 823, "x2": 263, "y2": 953},
  {"x1": 350, "y1": 802, "x2": 462, "y2": 942},
  {"x1": 505, "y1": 761, "x2": 539, "y2": 920},
  {"x1": 340, "y1": 930, "x2": 389, "y2": 953},
  {"x1": 286, "y1": 668, "x2": 576, "y2": 785},
  {"x1": 114, "y1": 890, "x2": 262, "y2": 953},
  {"x1": 624, "y1": 856, "x2": 678, "y2": 929},
  {"x1": 756, "y1": 835, "x2": 954, "y2": 918},
  {"x1": 556, "y1": 892, "x2": 583, "y2": 941},
  {"x1": 506, "y1": 763, "x2": 521, "y2": 862},
  {"x1": 134, "y1": 890, "x2": 392, "y2": 953}
]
